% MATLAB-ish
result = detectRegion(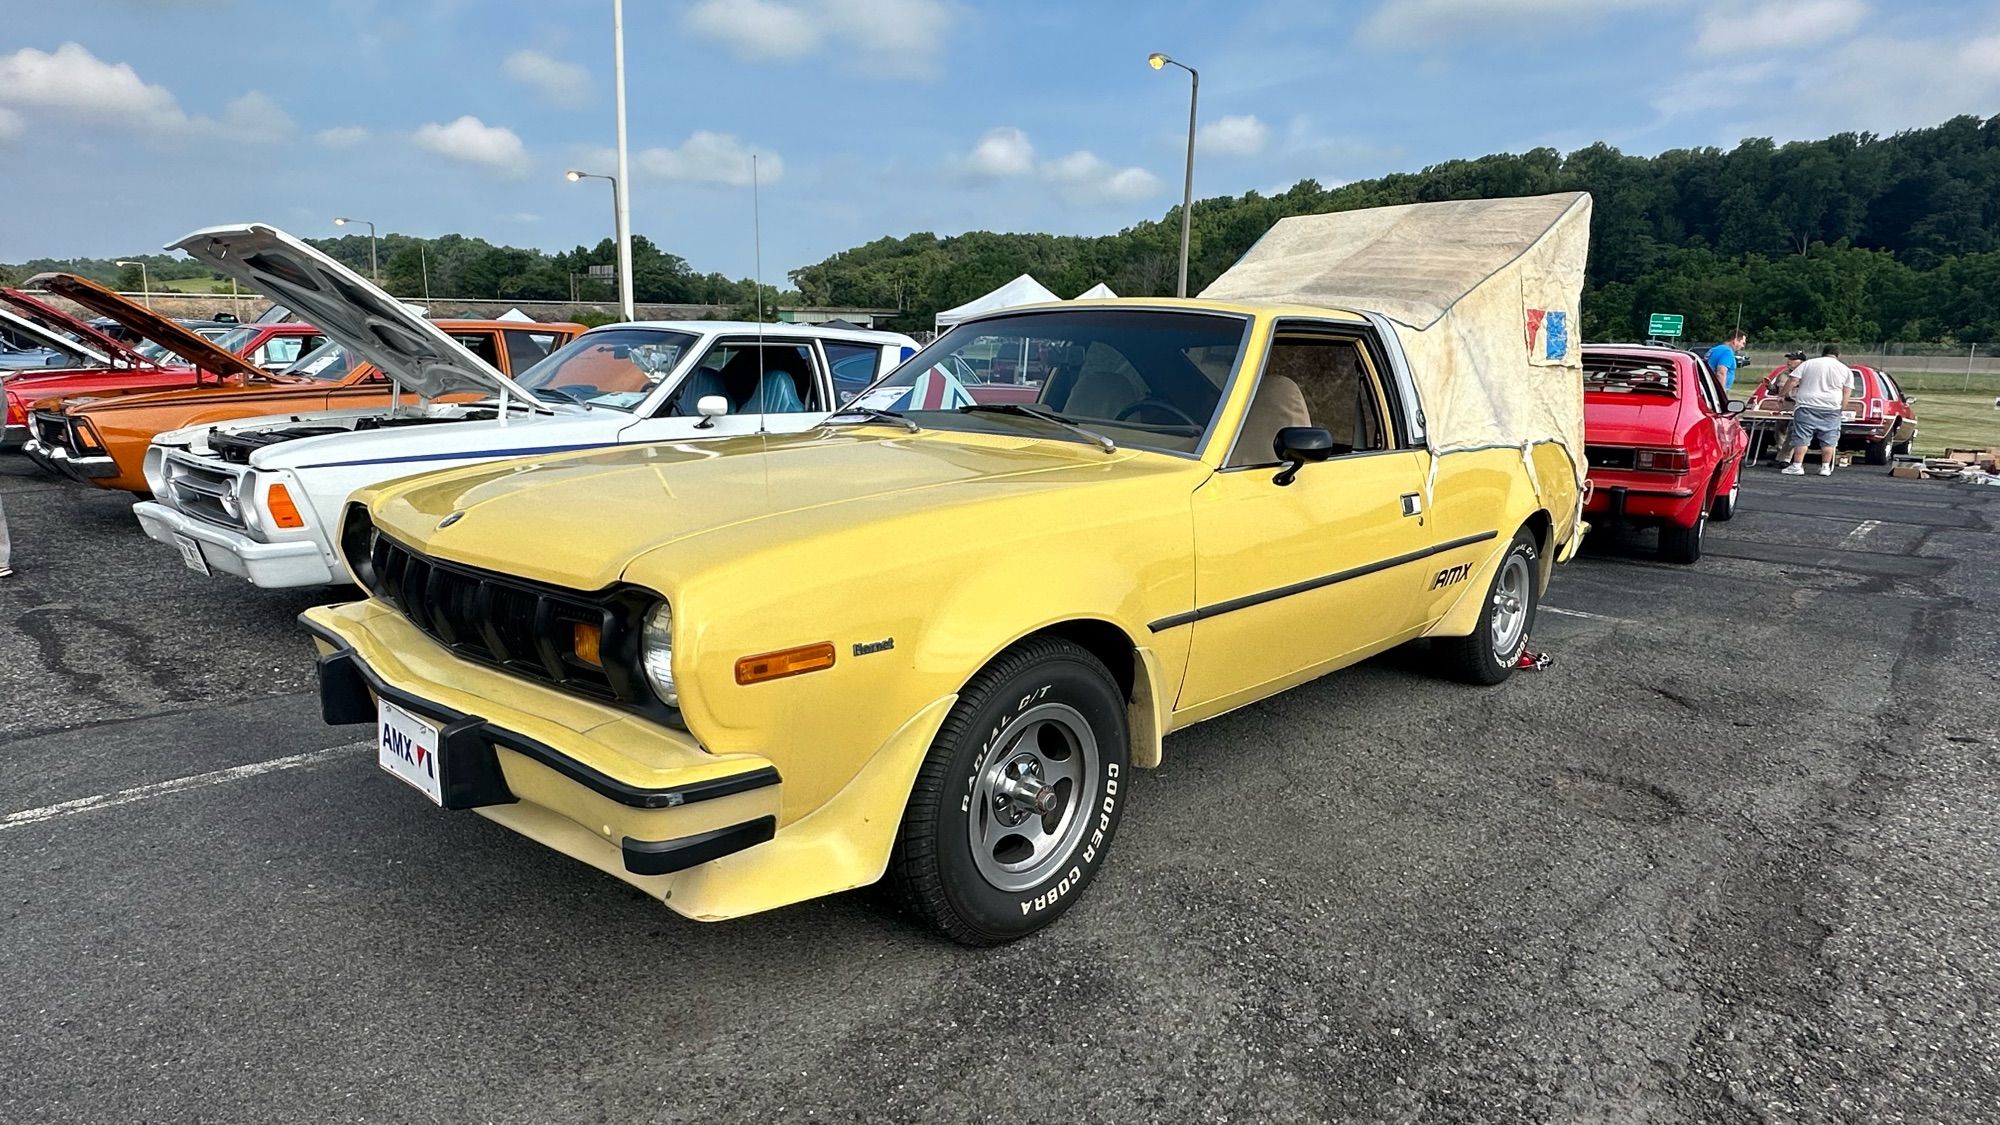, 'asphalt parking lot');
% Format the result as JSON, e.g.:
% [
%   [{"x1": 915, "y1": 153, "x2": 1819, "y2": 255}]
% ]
[{"x1": 2, "y1": 457, "x2": 1996, "y2": 1124}]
